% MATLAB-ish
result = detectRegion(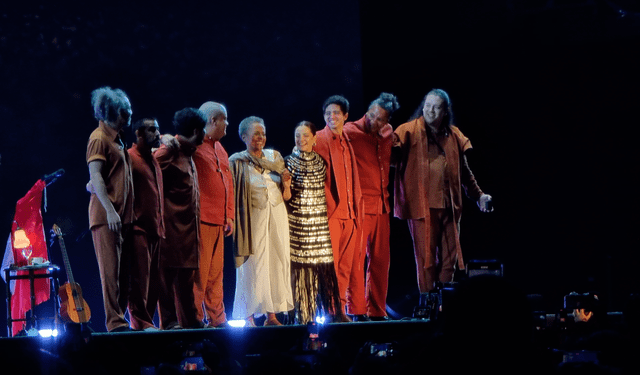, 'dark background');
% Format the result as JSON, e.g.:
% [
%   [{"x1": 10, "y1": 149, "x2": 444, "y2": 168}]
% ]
[{"x1": 1, "y1": 1, "x2": 639, "y2": 335}]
